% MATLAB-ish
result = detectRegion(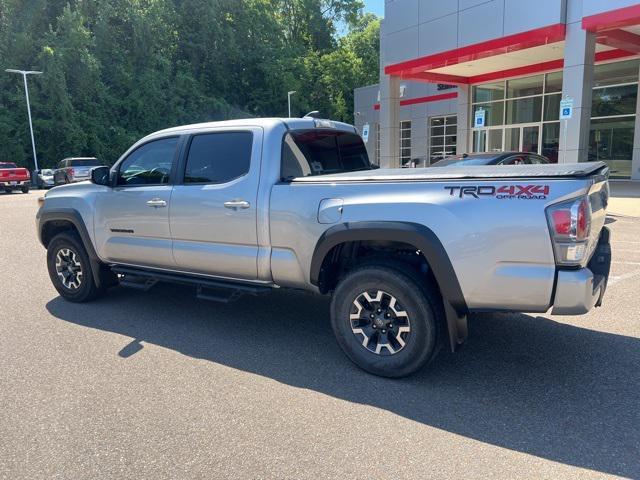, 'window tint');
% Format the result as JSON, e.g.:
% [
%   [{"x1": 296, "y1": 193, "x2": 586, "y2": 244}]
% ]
[
  {"x1": 69, "y1": 158, "x2": 101, "y2": 167},
  {"x1": 527, "y1": 154, "x2": 548, "y2": 164},
  {"x1": 58, "y1": 160, "x2": 66, "y2": 168},
  {"x1": 184, "y1": 132, "x2": 252, "y2": 184},
  {"x1": 501, "y1": 155, "x2": 526, "y2": 165},
  {"x1": 118, "y1": 137, "x2": 178, "y2": 186},
  {"x1": 281, "y1": 130, "x2": 371, "y2": 178},
  {"x1": 0, "y1": 162, "x2": 17, "y2": 168}
]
